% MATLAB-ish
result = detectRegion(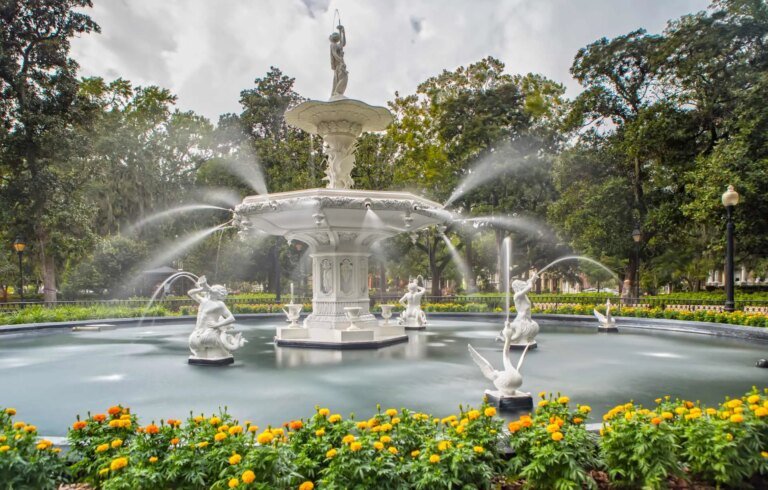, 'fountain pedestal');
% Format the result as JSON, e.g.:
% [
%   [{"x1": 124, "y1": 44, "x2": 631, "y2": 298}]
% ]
[
  {"x1": 235, "y1": 189, "x2": 449, "y2": 348},
  {"x1": 484, "y1": 390, "x2": 533, "y2": 412}
]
